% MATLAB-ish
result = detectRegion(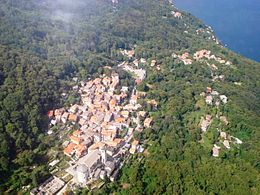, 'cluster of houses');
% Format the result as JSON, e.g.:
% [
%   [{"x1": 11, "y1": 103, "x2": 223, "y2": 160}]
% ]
[
  {"x1": 150, "y1": 59, "x2": 161, "y2": 71},
  {"x1": 172, "y1": 52, "x2": 193, "y2": 65},
  {"x1": 212, "y1": 130, "x2": 243, "y2": 157},
  {"x1": 200, "y1": 87, "x2": 228, "y2": 133},
  {"x1": 196, "y1": 28, "x2": 208, "y2": 35},
  {"x1": 200, "y1": 114, "x2": 213, "y2": 133},
  {"x1": 193, "y1": 49, "x2": 232, "y2": 66},
  {"x1": 118, "y1": 61, "x2": 146, "y2": 85},
  {"x1": 172, "y1": 49, "x2": 232, "y2": 67},
  {"x1": 118, "y1": 48, "x2": 149, "y2": 84},
  {"x1": 169, "y1": 7, "x2": 219, "y2": 44},
  {"x1": 47, "y1": 73, "x2": 154, "y2": 185},
  {"x1": 195, "y1": 27, "x2": 219, "y2": 43},
  {"x1": 120, "y1": 48, "x2": 162, "y2": 75},
  {"x1": 198, "y1": 87, "x2": 242, "y2": 157},
  {"x1": 200, "y1": 87, "x2": 228, "y2": 106},
  {"x1": 200, "y1": 114, "x2": 228, "y2": 135},
  {"x1": 120, "y1": 49, "x2": 135, "y2": 59},
  {"x1": 171, "y1": 11, "x2": 182, "y2": 18}
]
